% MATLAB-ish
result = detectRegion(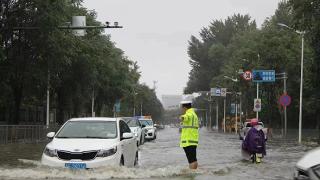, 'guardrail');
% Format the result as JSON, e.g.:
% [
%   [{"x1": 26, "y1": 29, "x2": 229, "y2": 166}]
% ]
[{"x1": 0, "y1": 125, "x2": 61, "y2": 144}]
